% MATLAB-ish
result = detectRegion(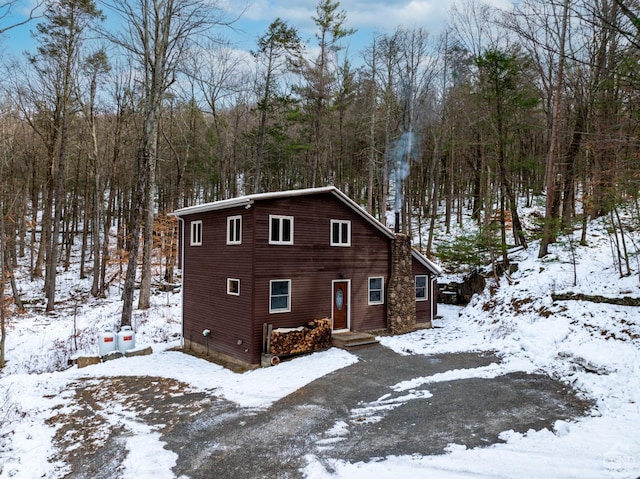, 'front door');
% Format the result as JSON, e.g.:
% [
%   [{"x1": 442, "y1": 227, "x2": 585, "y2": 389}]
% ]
[{"x1": 333, "y1": 281, "x2": 349, "y2": 330}]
